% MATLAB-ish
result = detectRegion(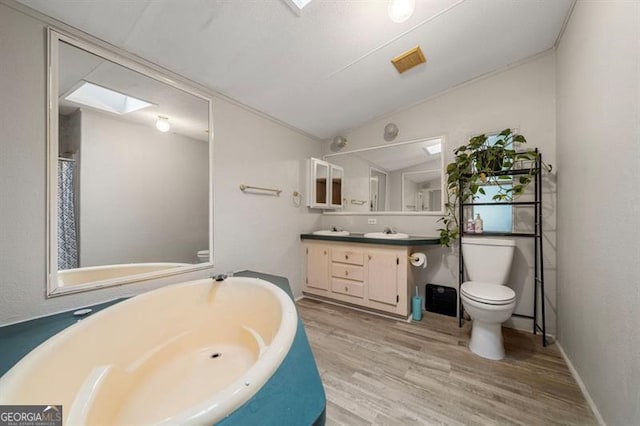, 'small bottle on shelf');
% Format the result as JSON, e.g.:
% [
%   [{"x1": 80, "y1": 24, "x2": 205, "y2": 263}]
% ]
[
  {"x1": 466, "y1": 218, "x2": 475, "y2": 233},
  {"x1": 474, "y1": 213, "x2": 483, "y2": 234}
]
